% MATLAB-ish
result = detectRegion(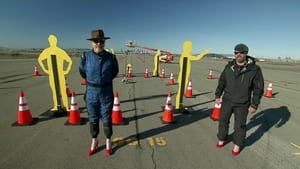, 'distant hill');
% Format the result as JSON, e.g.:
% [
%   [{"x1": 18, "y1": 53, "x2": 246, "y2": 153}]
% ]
[
  {"x1": 0, "y1": 46, "x2": 9, "y2": 50},
  {"x1": 0, "y1": 47, "x2": 89, "y2": 59},
  {"x1": 205, "y1": 53, "x2": 227, "y2": 58}
]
